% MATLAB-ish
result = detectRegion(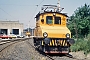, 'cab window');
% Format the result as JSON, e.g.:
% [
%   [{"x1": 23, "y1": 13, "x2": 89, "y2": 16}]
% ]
[
  {"x1": 54, "y1": 17, "x2": 61, "y2": 24},
  {"x1": 46, "y1": 16, "x2": 53, "y2": 24}
]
